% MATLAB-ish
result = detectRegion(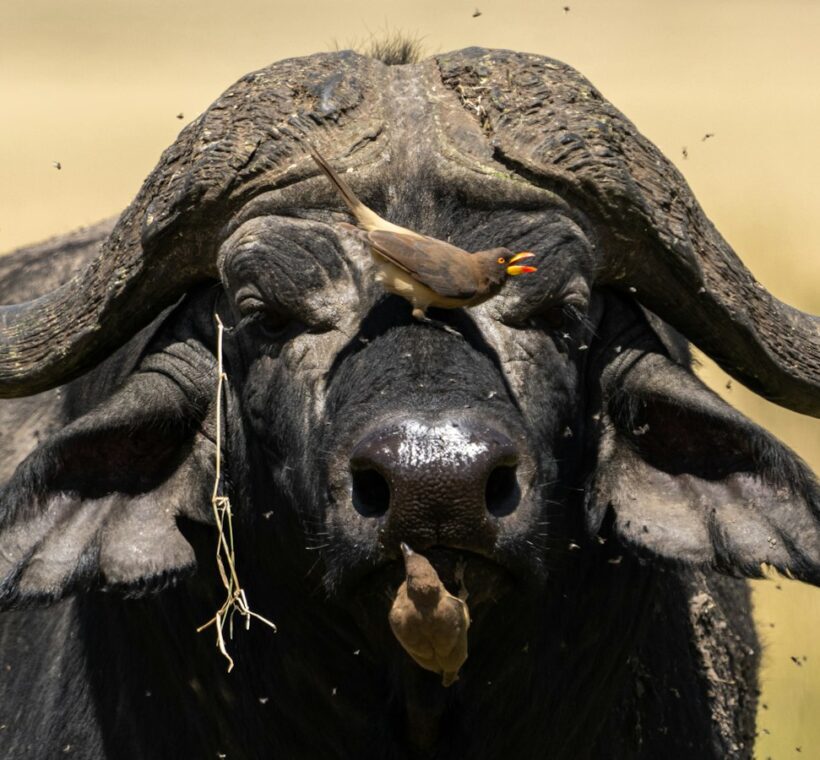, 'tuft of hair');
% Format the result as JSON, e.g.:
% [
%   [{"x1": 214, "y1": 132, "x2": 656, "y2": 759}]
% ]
[{"x1": 364, "y1": 33, "x2": 425, "y2": 65}]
